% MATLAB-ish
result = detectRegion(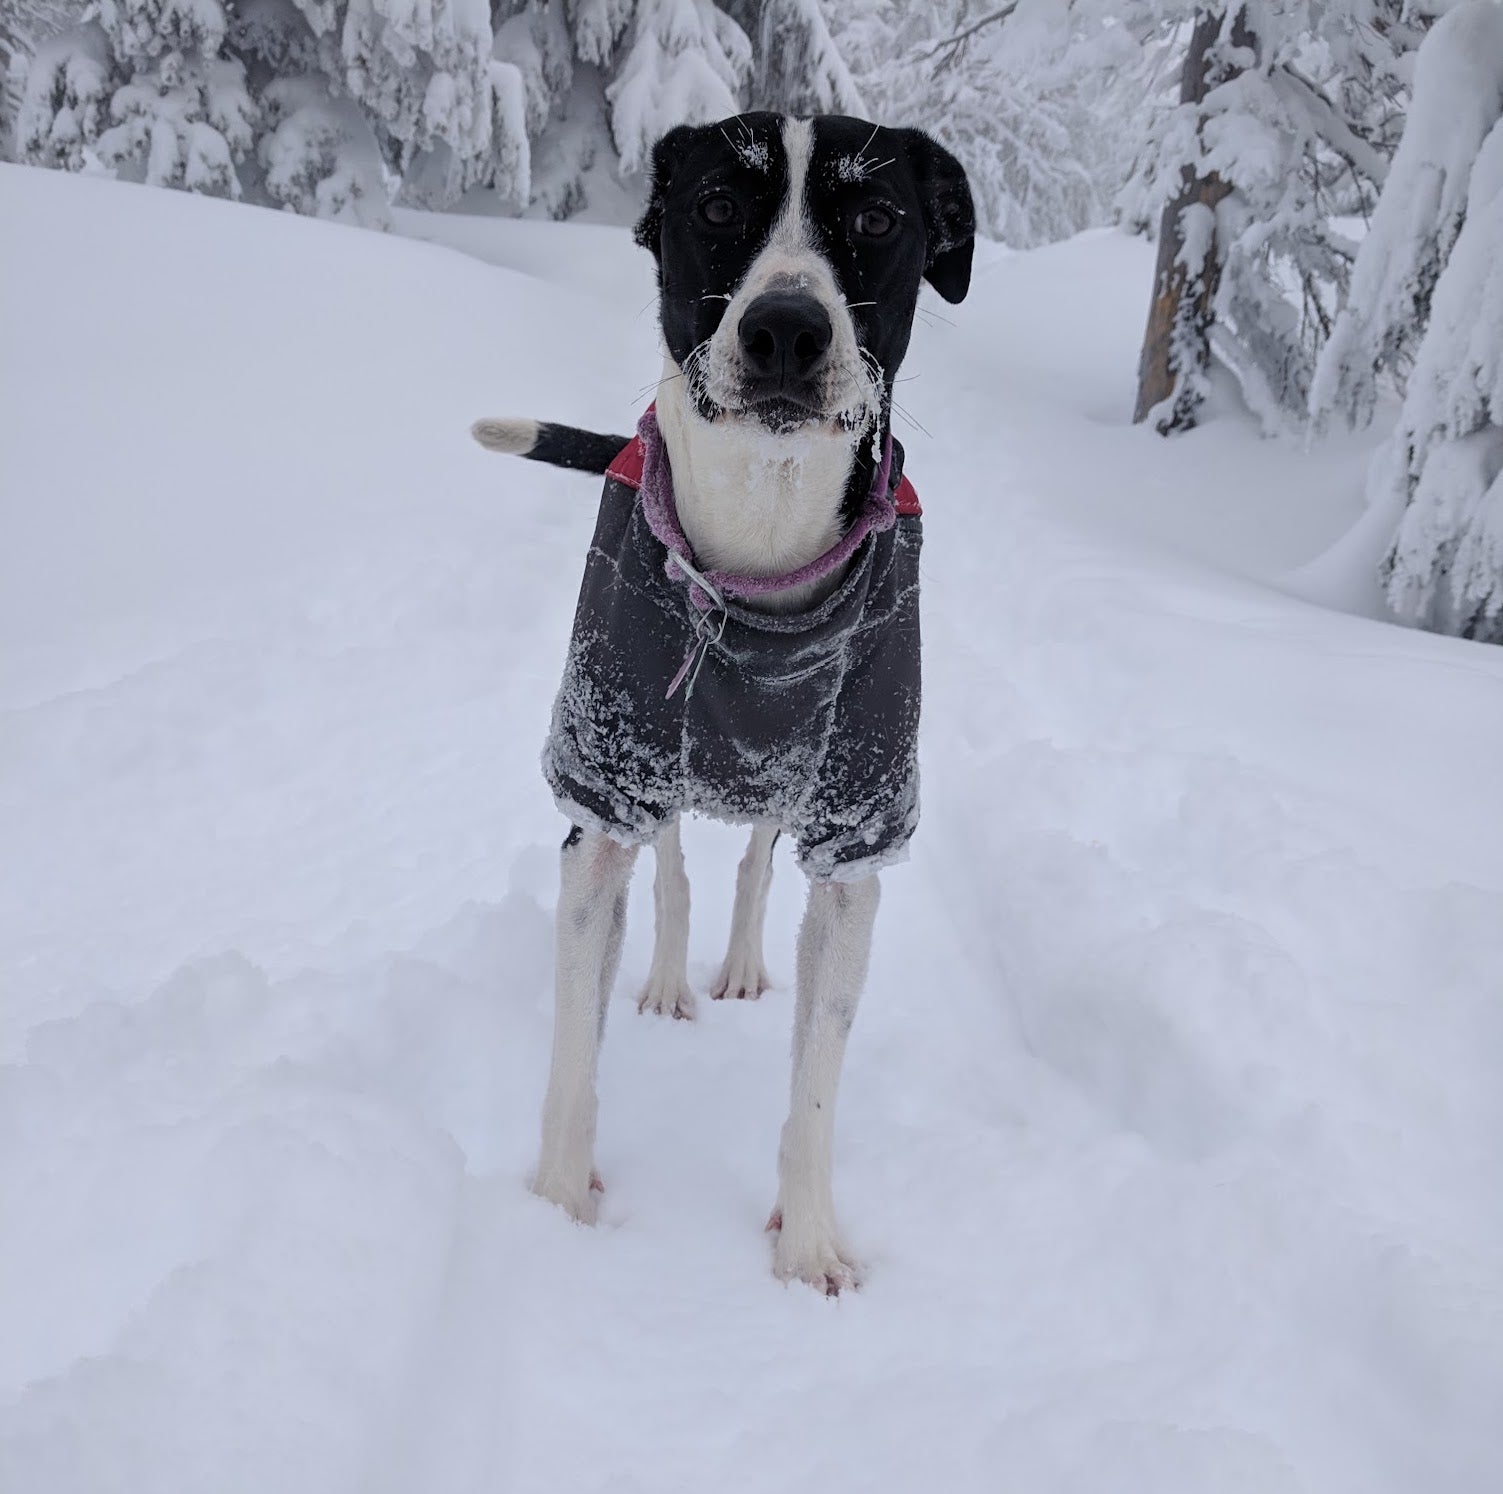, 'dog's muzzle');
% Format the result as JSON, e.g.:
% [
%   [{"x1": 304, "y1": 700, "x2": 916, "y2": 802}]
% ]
[{"x1": 736, "y1": 291, "x2": 833, "y2": 429}]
